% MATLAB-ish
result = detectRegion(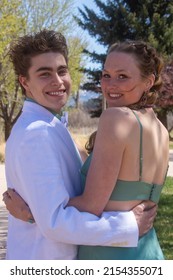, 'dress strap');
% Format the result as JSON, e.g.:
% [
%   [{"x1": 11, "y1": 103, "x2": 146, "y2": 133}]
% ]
[{"x1": 132, "y1": 110, "x2": 143, "y2": 181}]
